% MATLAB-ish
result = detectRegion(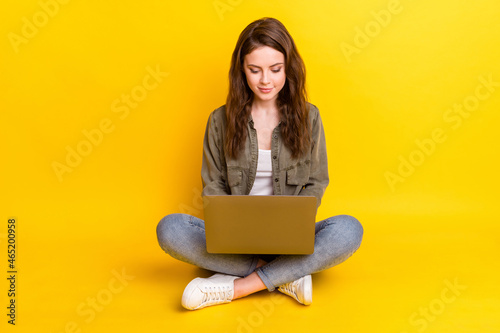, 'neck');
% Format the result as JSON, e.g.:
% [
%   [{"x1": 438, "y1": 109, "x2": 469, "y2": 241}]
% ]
[{"x1": 251, "y1": 98, "x2": 278, "y2": 114}]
